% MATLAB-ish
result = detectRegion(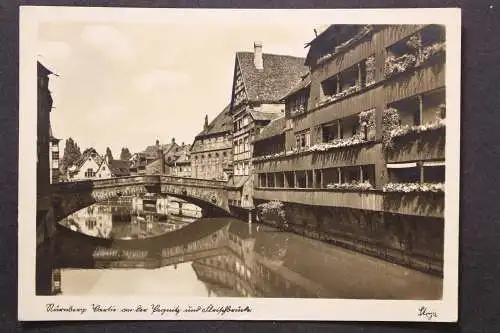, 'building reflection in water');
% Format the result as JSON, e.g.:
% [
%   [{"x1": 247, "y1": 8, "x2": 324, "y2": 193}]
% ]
[
  {"x1": 46, "y1": 204, "x2": 443, "y2": 299},
  {"x1": 58, "y1": 195, "x2": 202, "y2": 240}
]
